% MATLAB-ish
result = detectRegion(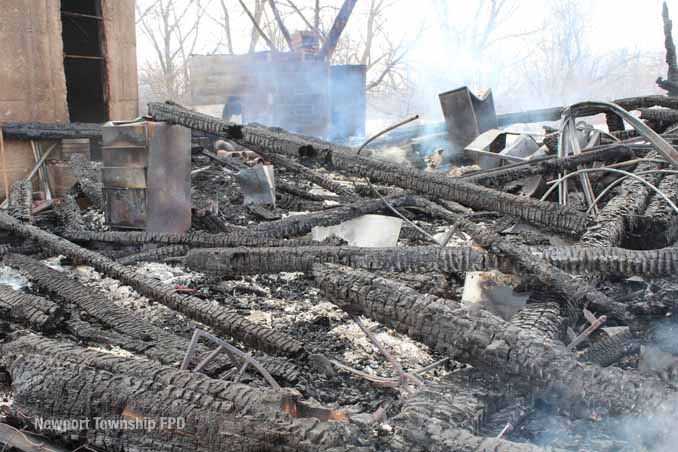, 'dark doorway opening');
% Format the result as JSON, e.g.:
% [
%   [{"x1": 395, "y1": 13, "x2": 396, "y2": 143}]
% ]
[{"x1": 60, "y1": 0, "x2": 108, "y2": 122}]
